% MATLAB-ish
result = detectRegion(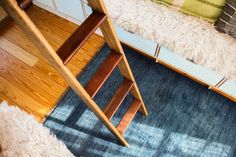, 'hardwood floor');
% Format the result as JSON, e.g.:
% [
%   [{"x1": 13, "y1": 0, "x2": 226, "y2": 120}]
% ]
[{"x1": 0, "y1": 5, "x2": 105, "y2": 122}]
